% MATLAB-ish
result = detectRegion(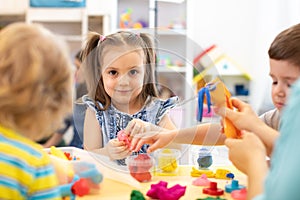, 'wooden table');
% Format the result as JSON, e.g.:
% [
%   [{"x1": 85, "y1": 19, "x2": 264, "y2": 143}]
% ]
[{"x1": 56, "y1": 147, "x2": 247, "y2": 200}]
